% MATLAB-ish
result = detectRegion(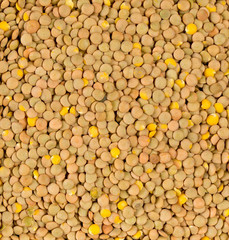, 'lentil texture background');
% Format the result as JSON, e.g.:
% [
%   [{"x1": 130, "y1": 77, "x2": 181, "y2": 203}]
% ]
[{"x1": 0, "y1": 0, "x2": 229, "y2": 239}]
